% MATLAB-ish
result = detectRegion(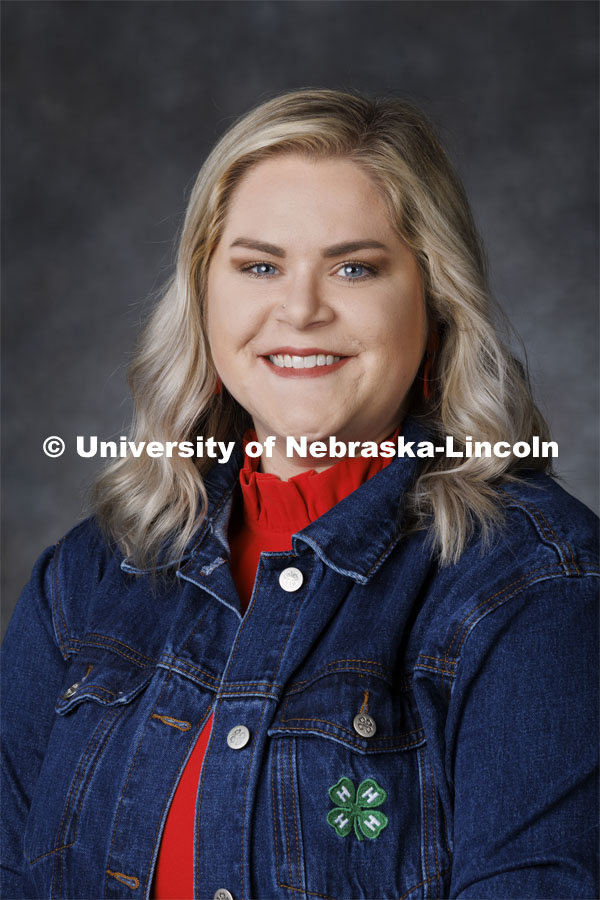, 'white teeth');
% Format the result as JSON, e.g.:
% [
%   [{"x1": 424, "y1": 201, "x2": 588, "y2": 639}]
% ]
[{"x1": 267, "y1": 354, "x2": 342, "y2": 368}]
